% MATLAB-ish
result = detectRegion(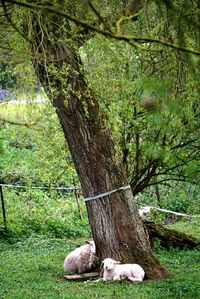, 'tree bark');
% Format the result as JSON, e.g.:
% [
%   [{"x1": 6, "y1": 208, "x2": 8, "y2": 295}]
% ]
[{"x1": 30, "y1": 11, "x2": 170, "y2": 280}]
